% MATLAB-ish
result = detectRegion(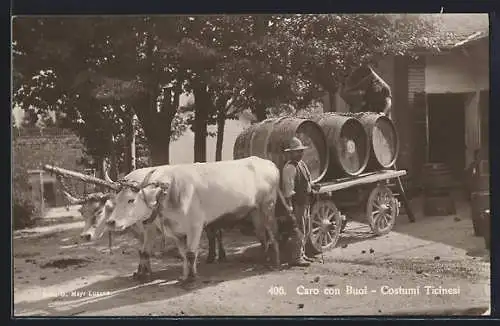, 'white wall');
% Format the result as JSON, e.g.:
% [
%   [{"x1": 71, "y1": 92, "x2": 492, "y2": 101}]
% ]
[
  {"x1": 425, "y1": 39, "x2": 489, "y2": 166},
  {"x1": 425, "y1": 39, "x2": 489, "y2": 93},
  {"x1": 464, "y1": 92, "x2": 481, "y2": 166},
  {"x1": 169, "y1": 116, "x2": 250, "y2": 164}
]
